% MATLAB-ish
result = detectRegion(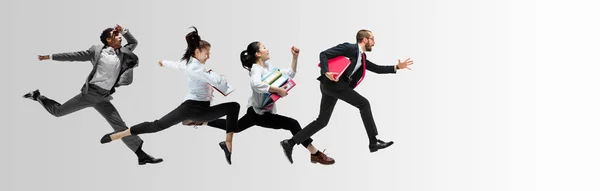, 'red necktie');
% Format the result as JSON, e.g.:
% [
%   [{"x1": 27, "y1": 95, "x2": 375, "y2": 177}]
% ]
[{"x1": 355, "y1": 53, "x2": 367, "y2": 87}]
